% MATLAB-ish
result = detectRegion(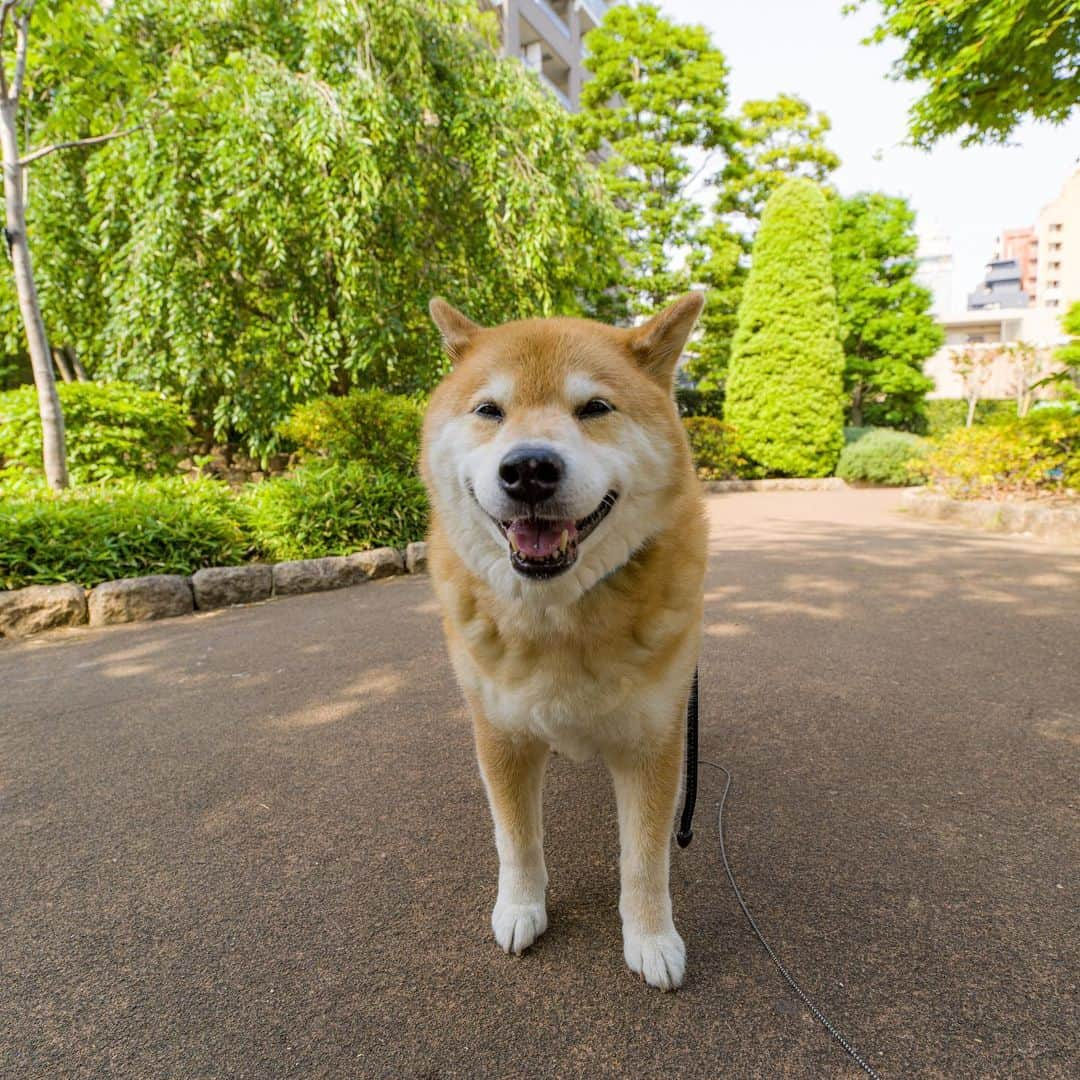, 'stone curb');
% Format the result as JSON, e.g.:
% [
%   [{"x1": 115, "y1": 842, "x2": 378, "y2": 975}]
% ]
[
  {"x1": 0, "y1": 541, "x2": 429, "y2": 641},
  {"x1": 703, "y1": 477, "x2": 848, "y2": 493},
  {"x1": 899, "y1": 489, "x2": 1080, "y2": 544}
]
